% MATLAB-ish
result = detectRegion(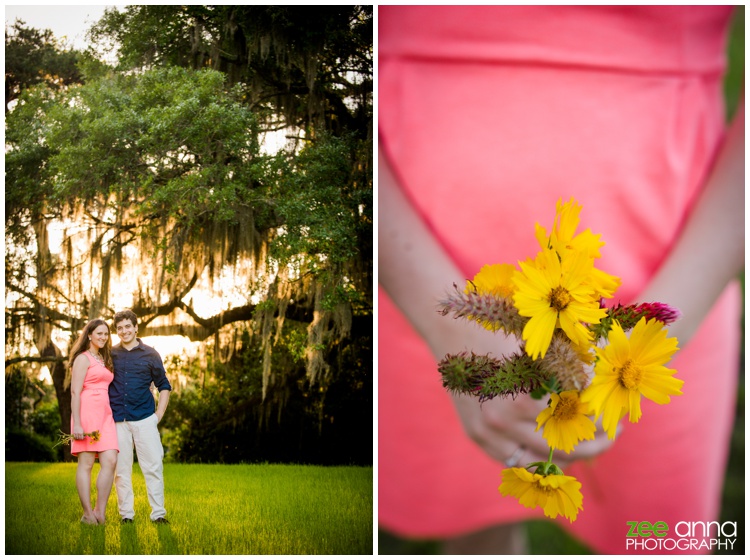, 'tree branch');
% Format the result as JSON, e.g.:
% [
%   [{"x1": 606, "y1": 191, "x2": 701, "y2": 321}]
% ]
[
  {"x1": 5, "y1": 355, "x2": 67, "y2": 368},
  {"x1": 5, "y1": 282, "x2": 78, "y2": 325},
  {"x1": 138, "y1": 301, "x2": 372, "y2": 343},
  {"x1": 132, "y1": 272, "x2": 199, "y2": 326}
]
